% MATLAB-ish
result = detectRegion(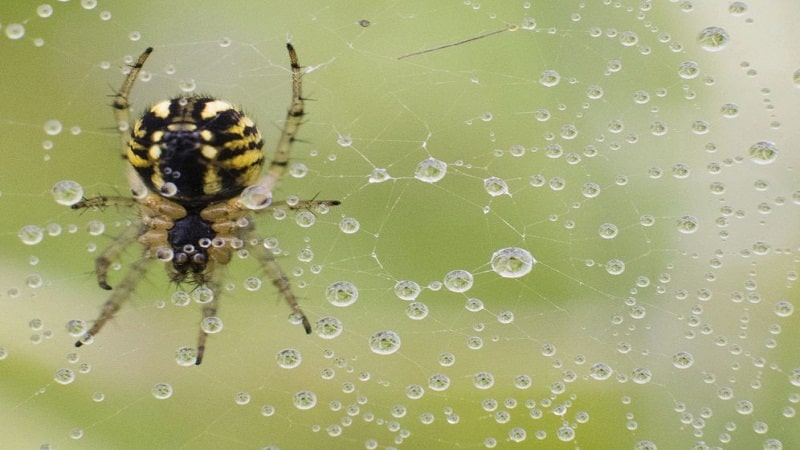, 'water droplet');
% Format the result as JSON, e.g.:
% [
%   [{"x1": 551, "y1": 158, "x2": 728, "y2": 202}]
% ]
[
  {"x1": 557, "y1": 426, "x2": 576, "y2": 442},
  {"x1": 598, "y1": 223, "x2": 618, "y2": 239},
  {"x1": 672, "y1": 351, "x2": 694, "y2": 369},
  {"x1": 483, "y1": 177, "x2": 509, "y2": 197},
  {"x1": 178, "y1": 79, "x2": 196, "y2": 93},
  {"x1": 5, "y1": 23, "x2": 25, "y2": 40},
  {"x1": 243, "y1": 276, "x2": 262, "y2": 291},
  {"x1": 368, "y1": 168, "x2": 391, "y2": 183},
  {"x1": 65, "y1": 320, "x2": 87, "y2": 337},
  {"x1": 86, "y1": 220, "x2": 105, "y2": 236},
  {"x1": 37, "y1": 4, "x2": 54, "y2": 18},
  {"x1": 295, "y1": 211, "x2": 316, "y2": 227},
  {"x1": 292, "y1": 390, "x2": 317, "y2": 410},
  {"x1": 338, "y1": 217, "x2": 360, "y2": 234},
  {"x1": 54, "y1": 368, "x2": 75, "y2": 385},
  {"x1": 748, "y1": 141, "x2": 778, "y2": 165},
  {"x1": 200, "y1": 317, "x2": 223, "y2": 334},
  {"x1": 691, "y1": 120, "x2": 710, "y2": 135},
  {"x1": 734, "y1": 399, "x2": 754, "y2": 415},
  {"x1": 368, "y1": 330, "x2": 401, "y2": 355},
  {"x1": 51, "y1": 180, "x2": 83, "y2": 206},
  {"x1": 774, "y1": 300, "x2": 794, "y2": 317},
  {"x1": 497, "y1": 310, "x2": 515, "y2": 324},
  {"x1": 314, "y1": 316, "x2": 343, "y2": 339},
  {"x1": 539, "y1": 69, "x2": 561, "y2": 87},
  {"x1": 605, "y1": 259, "x2": 626, "y2": 275},
  {"x1": 326, "y1": 281, "x2": 358, "y2": 307},
  {"x1": 465, "y1": 297, "x2": 484, "y2": 312},
  {"x1": 473, "y1": 371, "x2": 495, "y2": 389},
  {"x1": 490, "y1": 247, "x2": 535, "y2": 278},
  {"x1": 728, "y1": 2, "x2": 747, "y2": 14},
  {"x1": 631, "y1": 368, "x2": 653, "y2": 384},
  {"x1": 337, "y1": 135, "x2": 353, "y2": 147},
  {"x1": 428, "y1": 373, "x2": 451, "y2": 391},
  {"x1": 43, "y1": 119, "x2": 63, "y2": 136},
  {"x1": 260, "y1": 405, "x2": 275, "y2": 416},
  {"x1": 394, "y1": 280, "x2": 421, "y2": 300},
  {"x1": 414, "y1": 157, "x2": 447, "y2": 183},
  {"x1": 192, "y1": 286, "x2": 214, "y2": 304},
  {"x1": 619, "y1": 31, "x2": 638, "y2": 46},
  {"x1": 234, "y1": 391, "x2": 251, "y2": 405},
  {"x1": 159, "y1": 182, "x2": 178, "y2": 197},
  {"x1": 289, "y1": 163, "x2": 308, "y2": 178},
  {"x1": 443, "y1": 269, "x2": 473, "y2": 292},
  {"x1": 152, "y1": 383, "x2": 173, "y2": 399},
  {"x1": 677, "y1": 61, "x2": 700, "y2": 79},
  {"x1": 174, "y1": 347, "x2": 197, "y2": 366},
  {"x1": 677, "y1": 215, "x2": 699, "y2": 234},
  {"x1": 582, "y1": 182, "x2": 601, "y2": 198},
  {"x1": 589, "y1": 362, "x2": 614, "y2": 380},
  {"x1": 405, "y1": 384, "x2": 425, "y2": 399},
  {"x1": 406, "y1": 302, "x2": 429, "y2": 320},
  {"x1": 19, "y1": 225, "x2": 44, "y2": 245},
  {"x1": 697, "y1": 26, "x2": 730, "y2": 52}
]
